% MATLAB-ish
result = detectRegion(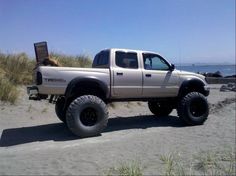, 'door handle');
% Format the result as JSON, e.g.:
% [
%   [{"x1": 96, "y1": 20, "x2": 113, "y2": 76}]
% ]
[
  {"x1": 116, "y1": 72, "x2": 123, "y2": 76},
  {"x1": 145, "y1": 74, "x2": 151, "y2": 77}
]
